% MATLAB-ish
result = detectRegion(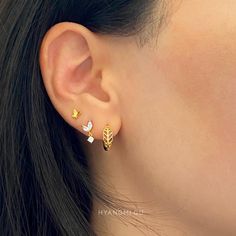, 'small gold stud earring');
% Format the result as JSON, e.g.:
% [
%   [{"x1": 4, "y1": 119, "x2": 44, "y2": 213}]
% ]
[
  {"x1": 72, "y1": 109, "x2": 81, "y2": 120},
  {"x1": 103, "y1": 124, "x2": 113, "y2": 151}
]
